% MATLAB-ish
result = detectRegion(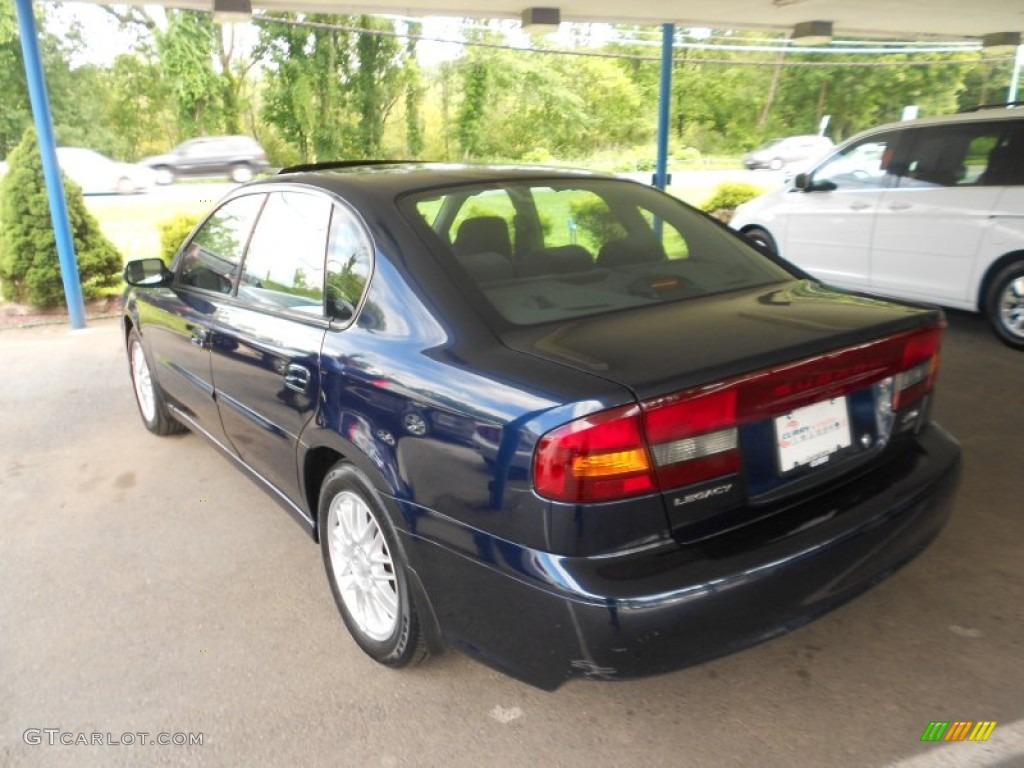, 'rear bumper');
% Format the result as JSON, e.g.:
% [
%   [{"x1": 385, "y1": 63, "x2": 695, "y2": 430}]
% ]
[{"x1": 398, "y1": 423, "x2": 961, "y2": 690}]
